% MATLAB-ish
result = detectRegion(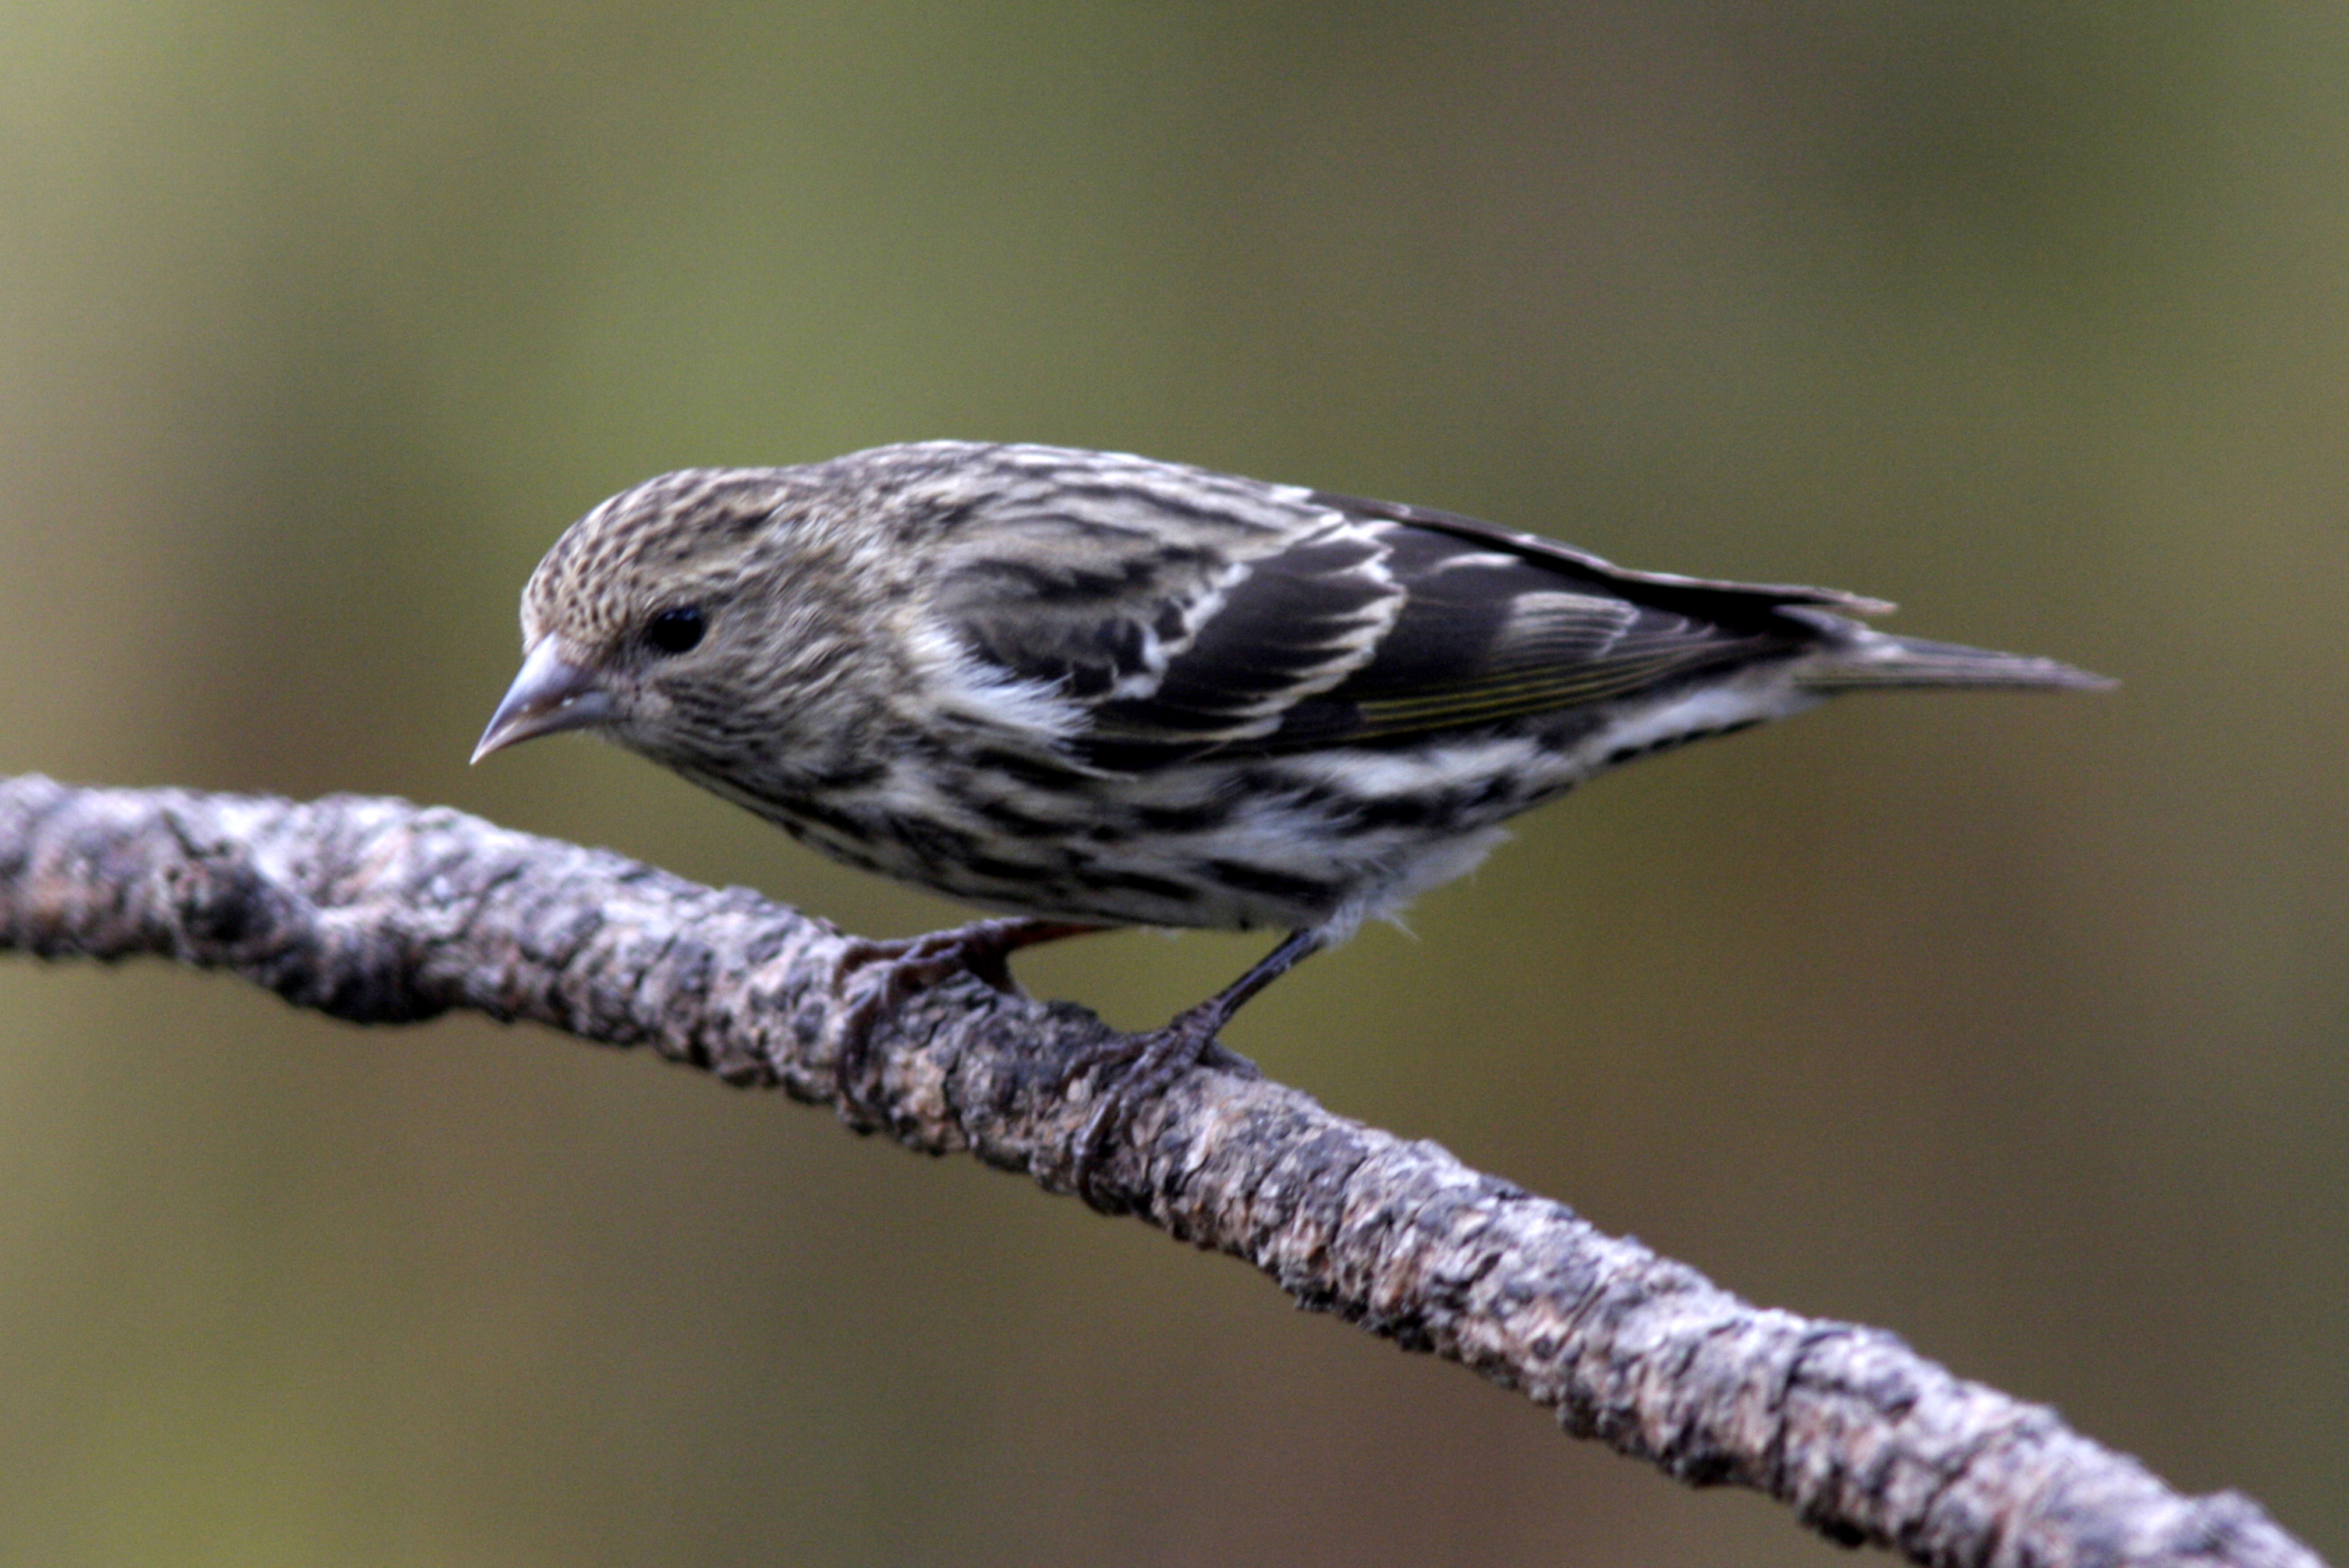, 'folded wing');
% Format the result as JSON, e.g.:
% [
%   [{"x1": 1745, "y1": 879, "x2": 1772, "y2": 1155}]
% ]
[{"x1": 930, "y1": 479, "x2": 1917, "y2": 772}]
